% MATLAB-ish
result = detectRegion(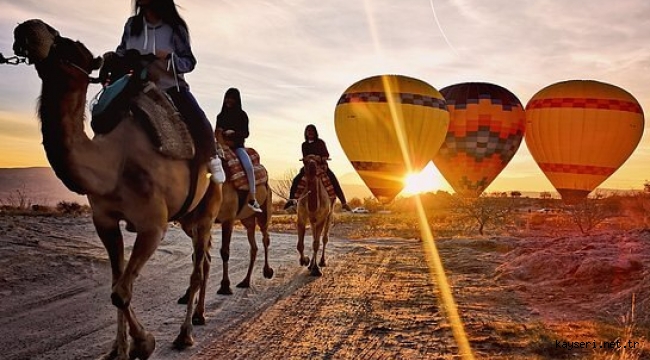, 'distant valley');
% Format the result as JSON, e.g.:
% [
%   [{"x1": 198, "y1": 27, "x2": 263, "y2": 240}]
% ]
[{"x1": 0, "y1": 167, "x2": 88, "y2": 206}]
